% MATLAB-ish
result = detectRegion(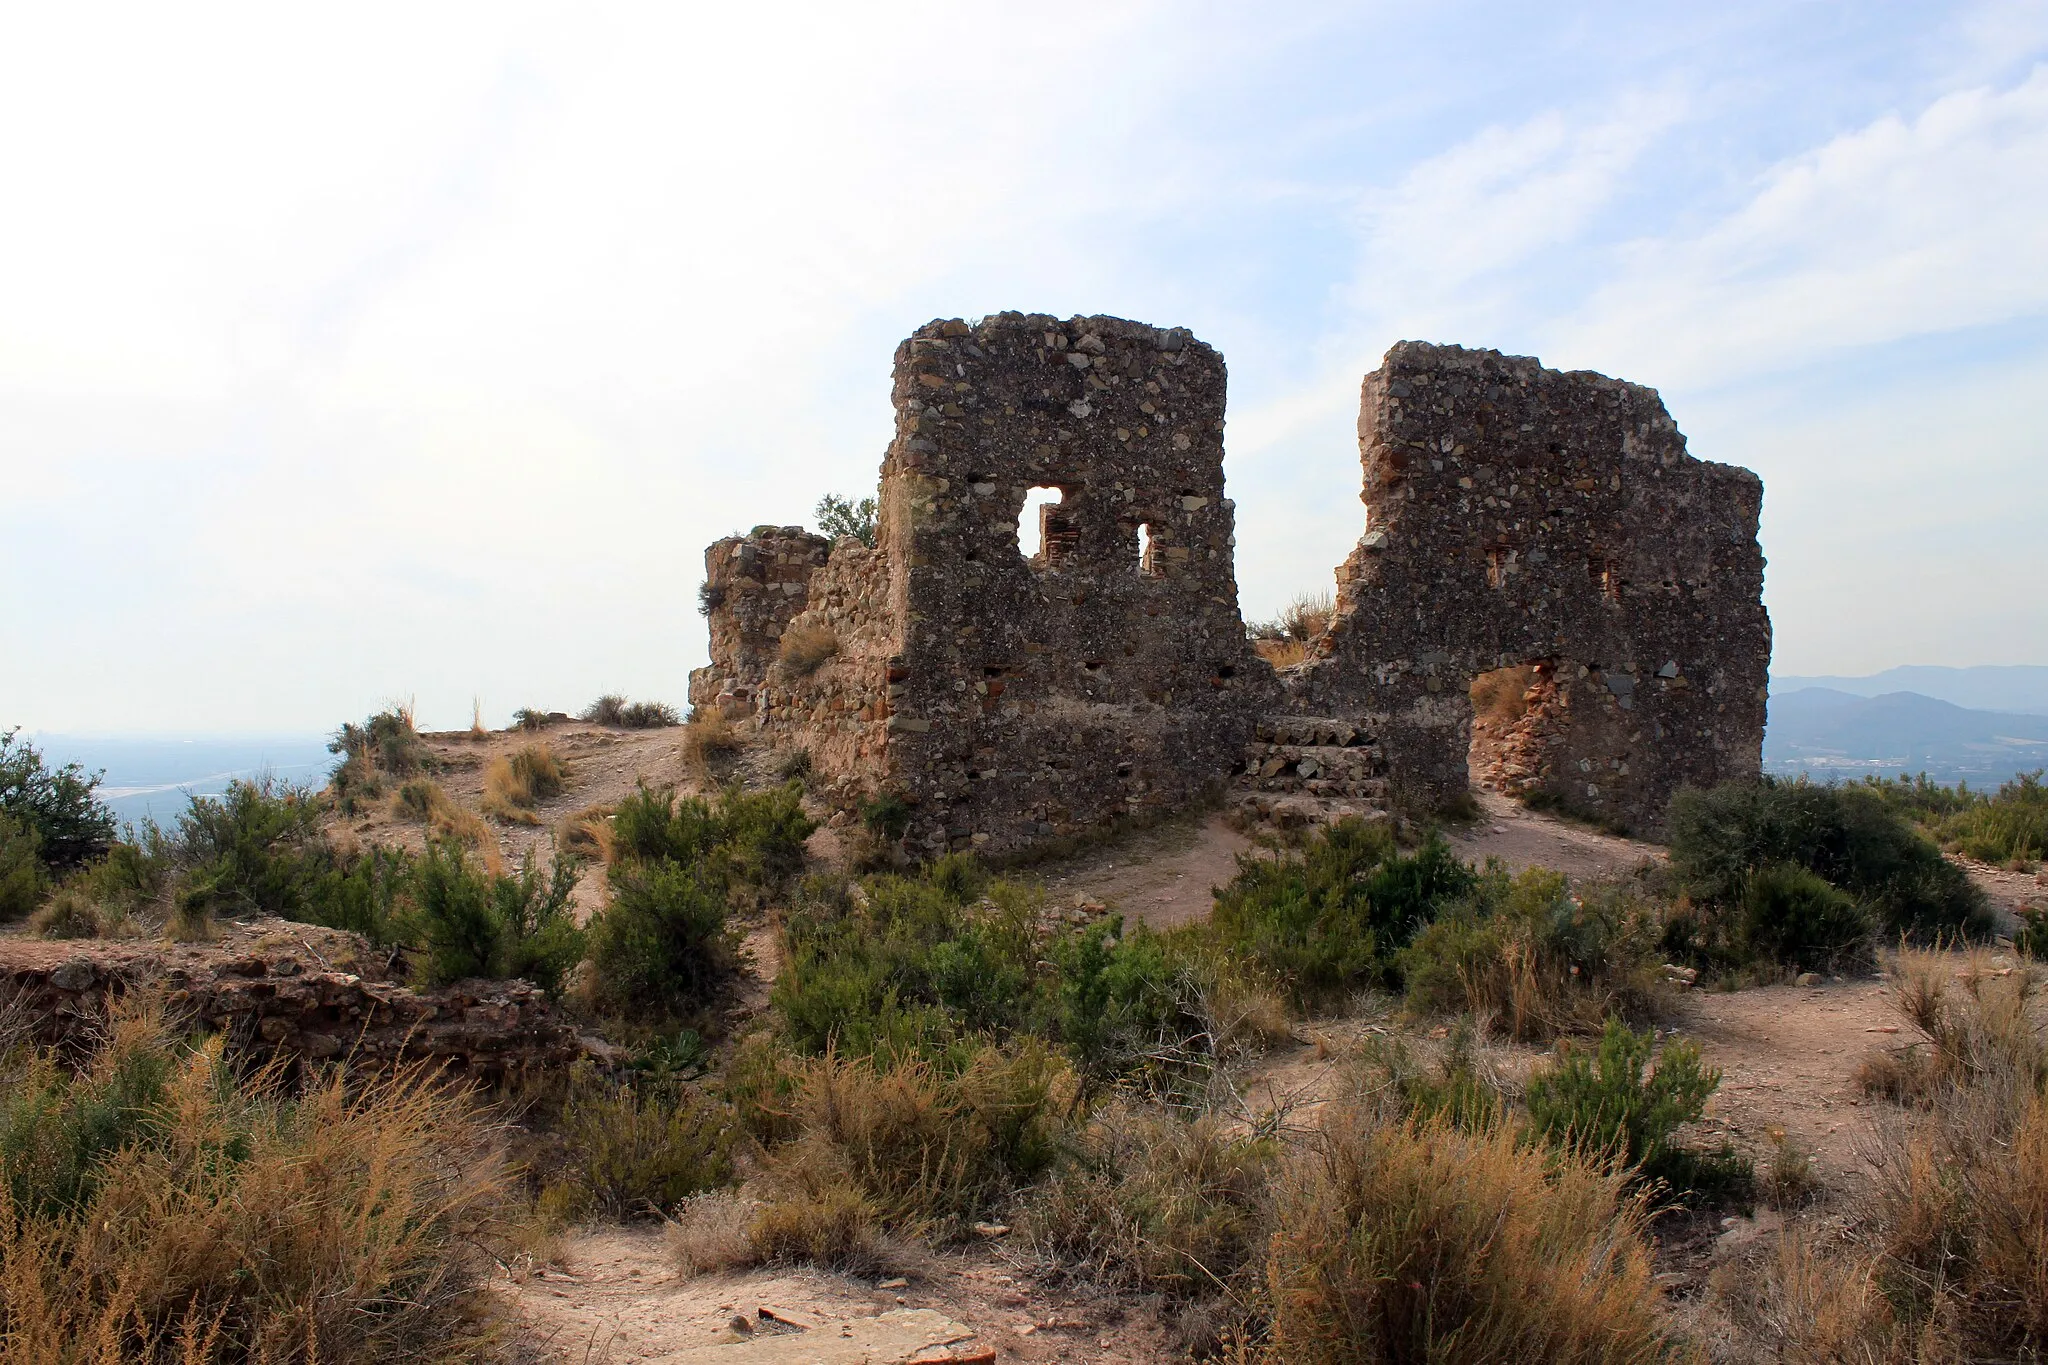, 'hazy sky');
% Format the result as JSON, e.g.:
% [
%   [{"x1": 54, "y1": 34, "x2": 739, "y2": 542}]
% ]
[{"x1": 5, "y1": 2, "x2": 2045, "y2": 734}]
